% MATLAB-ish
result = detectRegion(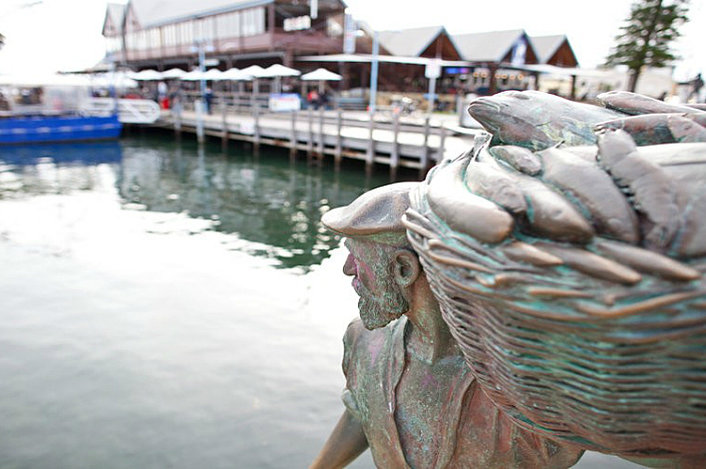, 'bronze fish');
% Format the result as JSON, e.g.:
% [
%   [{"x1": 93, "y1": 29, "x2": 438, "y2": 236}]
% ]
[
  {"x1": 595, "y1": 113, "x2": 706, "y2": 145},
  {"x1": 597, "y1": 130, "x2": 679, "y2": 250},
  {"x1": 468, "y1": 90, "x2": 624, "y2": 151},
  {"x1": 597, "y1": 91, "x2": 704, "y2": 115},
  {"x1": 489, "y1": 145, "x2": 542, "y2": 175},
  {"x1": 426, "y1": 158, "x2": 514, "y2": 244},
  {"x1": 538, "y1": 147, "x2": 639, "y2": 243}
]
